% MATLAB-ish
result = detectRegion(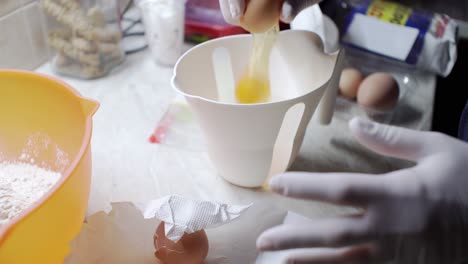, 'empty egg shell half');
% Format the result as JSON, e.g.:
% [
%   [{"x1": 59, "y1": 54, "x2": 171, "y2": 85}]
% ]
[
  {"x1": 154, "y1": 222, "x2": 209, "y2": 264},
  {"x1": 357, "y1": 72, "x2": 400, "y2": 111}
]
